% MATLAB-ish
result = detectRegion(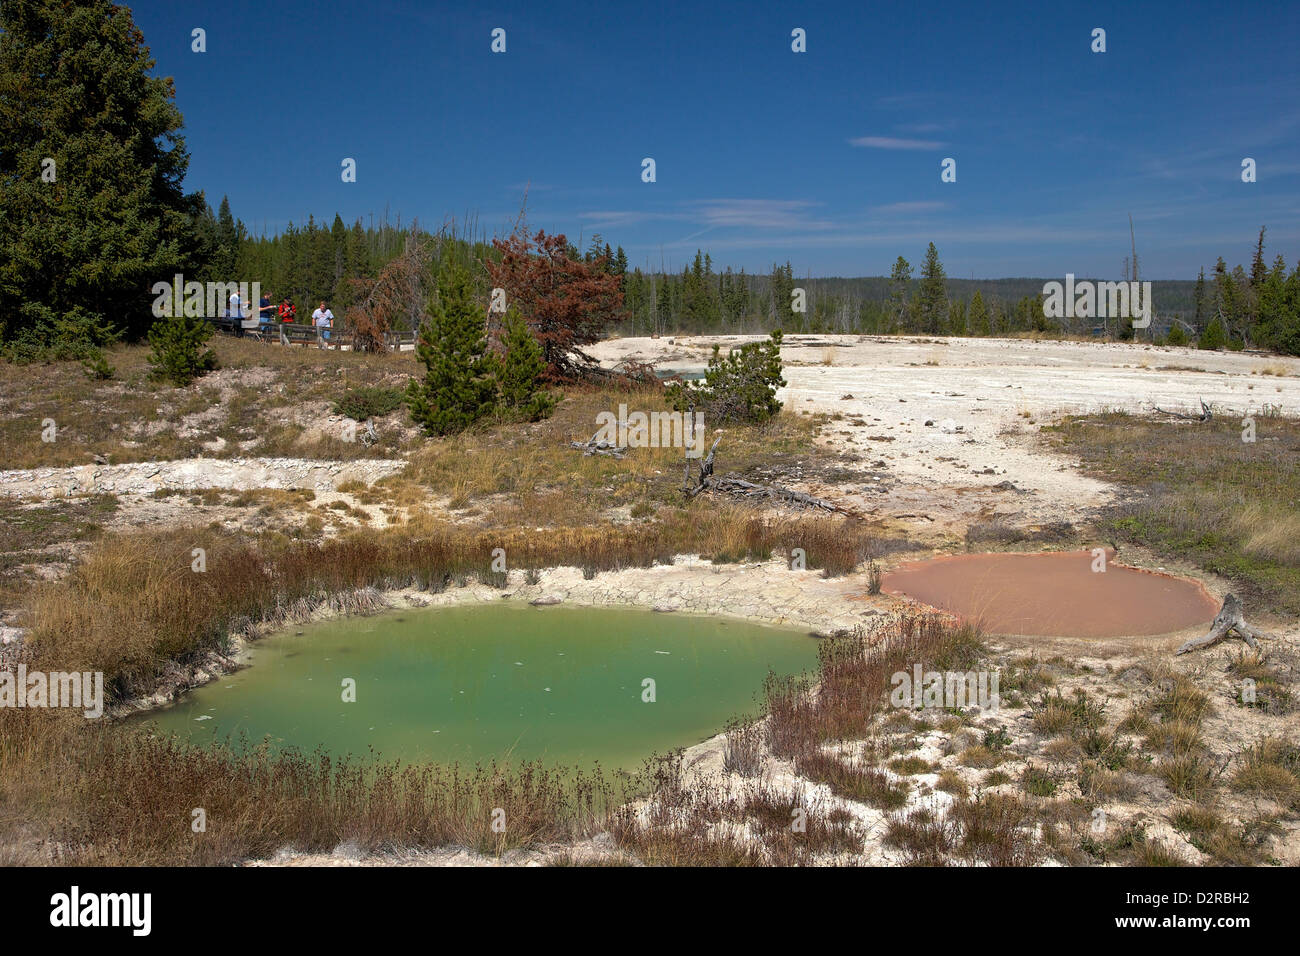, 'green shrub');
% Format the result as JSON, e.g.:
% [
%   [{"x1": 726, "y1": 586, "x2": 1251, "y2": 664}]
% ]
[
  {"x1": 1198, "y1": 315, "x2": 1227, "y2": 351},
  {"x1": 146, "y1": 317, "x2": 217, "y2": 386},
  {"x1": 82, "y1": 350, "x2": 115, "y2": 380},
  {"x1": 668, "y1": 329, "x2": 786, "y2": 423},
  {"x1": 334, "y1": 385, "x2": 405, "y2": 421}
]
